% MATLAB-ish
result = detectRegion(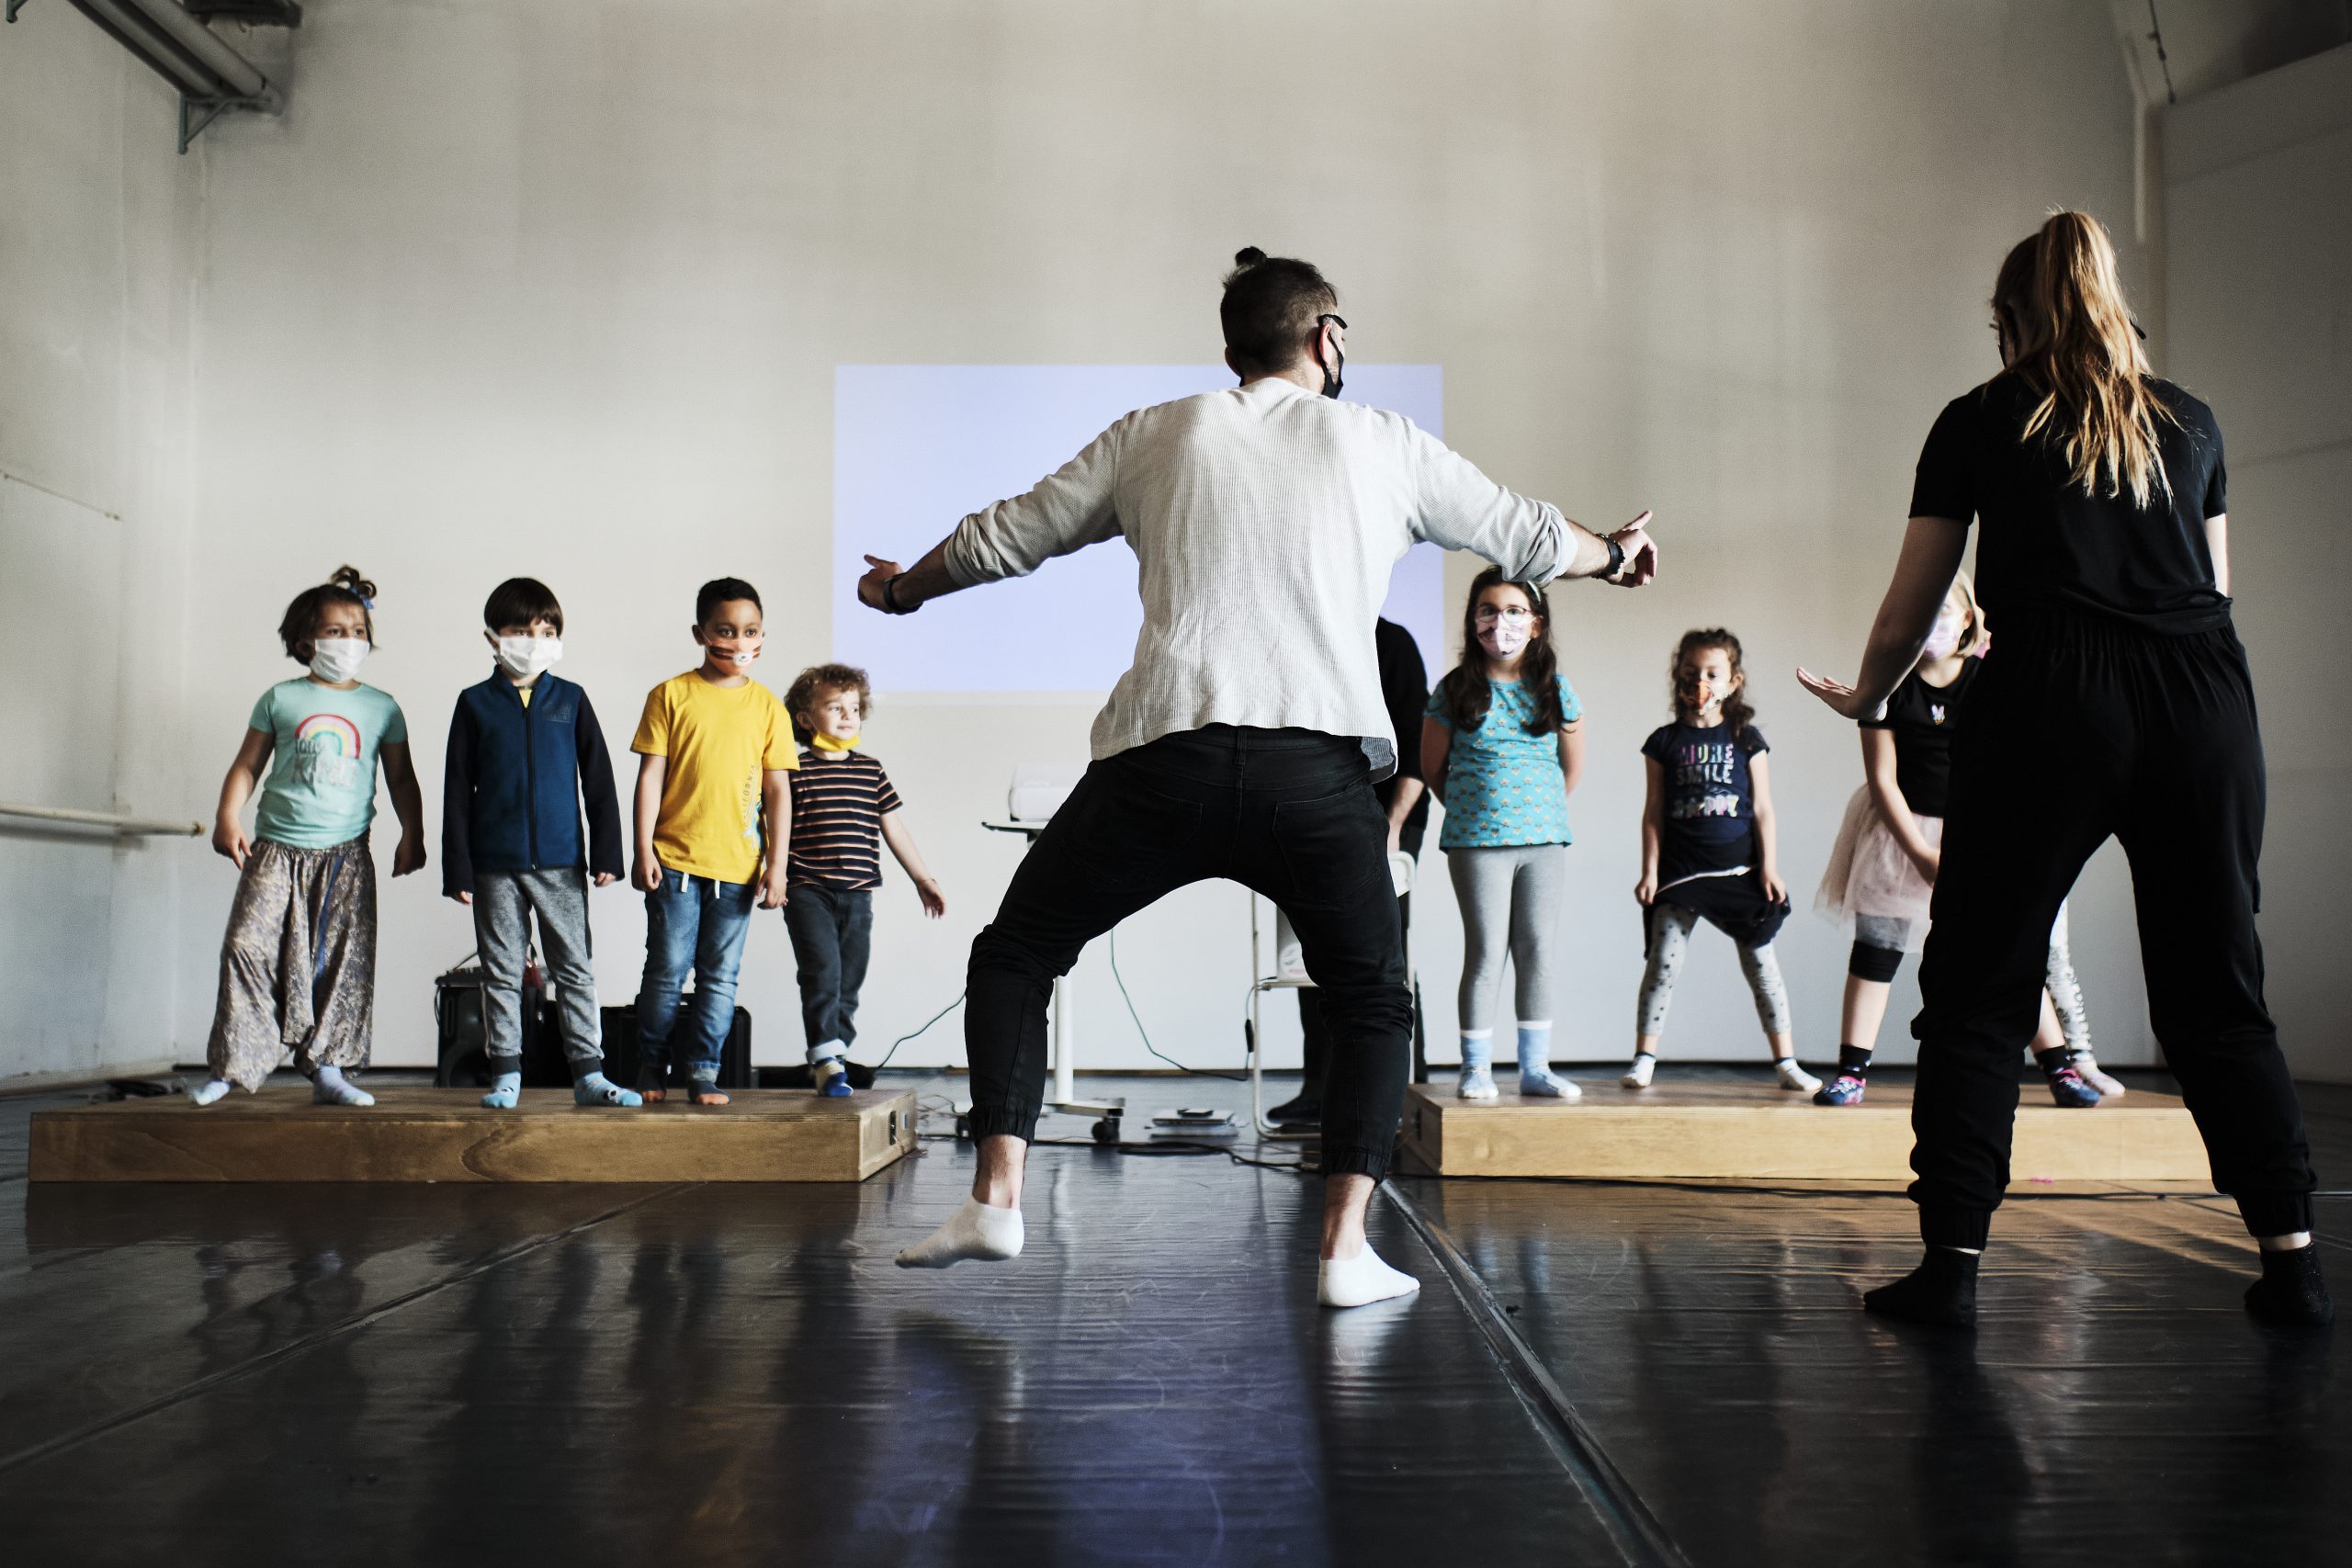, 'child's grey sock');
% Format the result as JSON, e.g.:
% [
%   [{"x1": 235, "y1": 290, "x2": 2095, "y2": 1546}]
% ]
[{"x1": 311, "y1": 1066, "x2": 375, "y2": 1107}]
